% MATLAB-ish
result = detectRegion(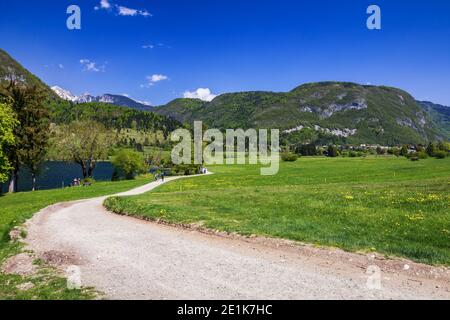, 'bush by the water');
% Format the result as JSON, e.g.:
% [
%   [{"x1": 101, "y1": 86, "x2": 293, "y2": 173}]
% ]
[{"x1": 112, "y1": 149, "x2": 148, "y2": 180}]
